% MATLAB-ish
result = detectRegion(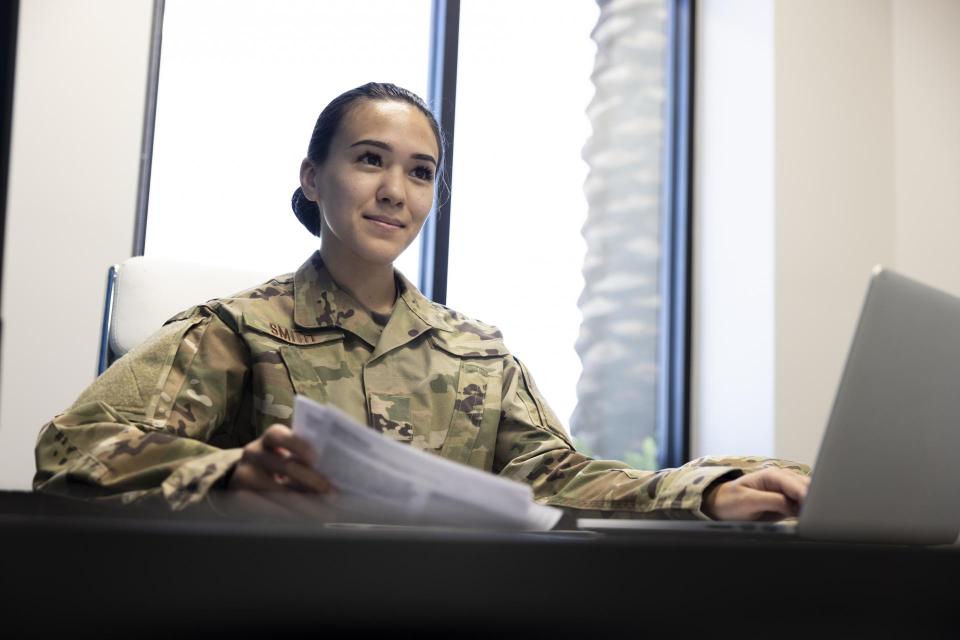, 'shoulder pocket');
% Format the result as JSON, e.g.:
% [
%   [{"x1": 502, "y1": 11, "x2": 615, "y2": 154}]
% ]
[
  {"x1": 515, "y1": 357, "x2": 573, "y2": 448},
  {"x1": 145, "y1": 315, "x2": 210, "y2": 425}
]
